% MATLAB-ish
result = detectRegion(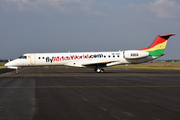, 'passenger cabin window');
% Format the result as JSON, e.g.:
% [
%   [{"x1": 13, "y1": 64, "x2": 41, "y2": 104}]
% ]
[{"x1": 39, "y1": 57, "x2": 41, "y2": 59}]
